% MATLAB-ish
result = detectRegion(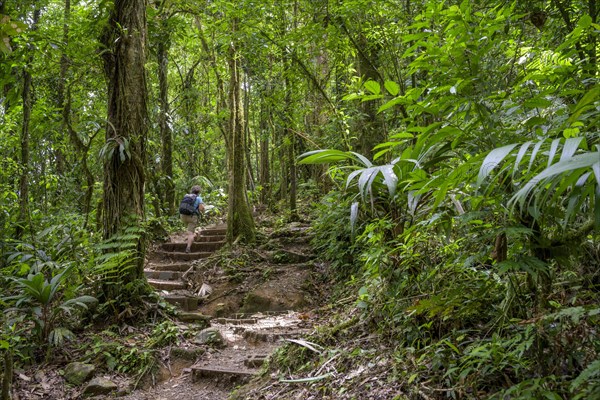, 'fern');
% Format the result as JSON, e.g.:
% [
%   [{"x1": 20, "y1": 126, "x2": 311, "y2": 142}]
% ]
[
  {"x1": 571, "y1": 360, "x2": 600, "y2": 398},
  {"x1": 93, "y1": 221, "x2": 145, "y2": 282}
]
